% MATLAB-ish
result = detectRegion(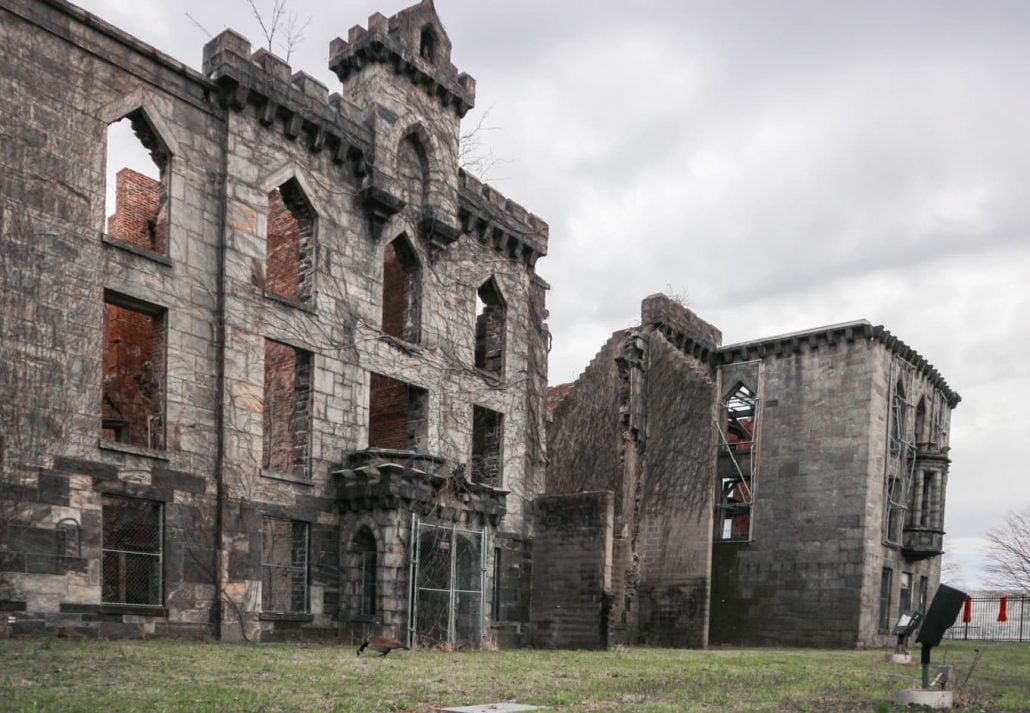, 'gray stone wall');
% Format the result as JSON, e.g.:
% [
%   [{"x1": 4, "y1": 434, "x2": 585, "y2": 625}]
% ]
[
  {"x1": 1, "y1": 0, "x2": 224, "y2": 638},
  {"x1": 635, "y1": 332, "x2": 717, "y2": 648},
  {"x1": 710, "y1": 332, "x2": 954, "y2": 648}
]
